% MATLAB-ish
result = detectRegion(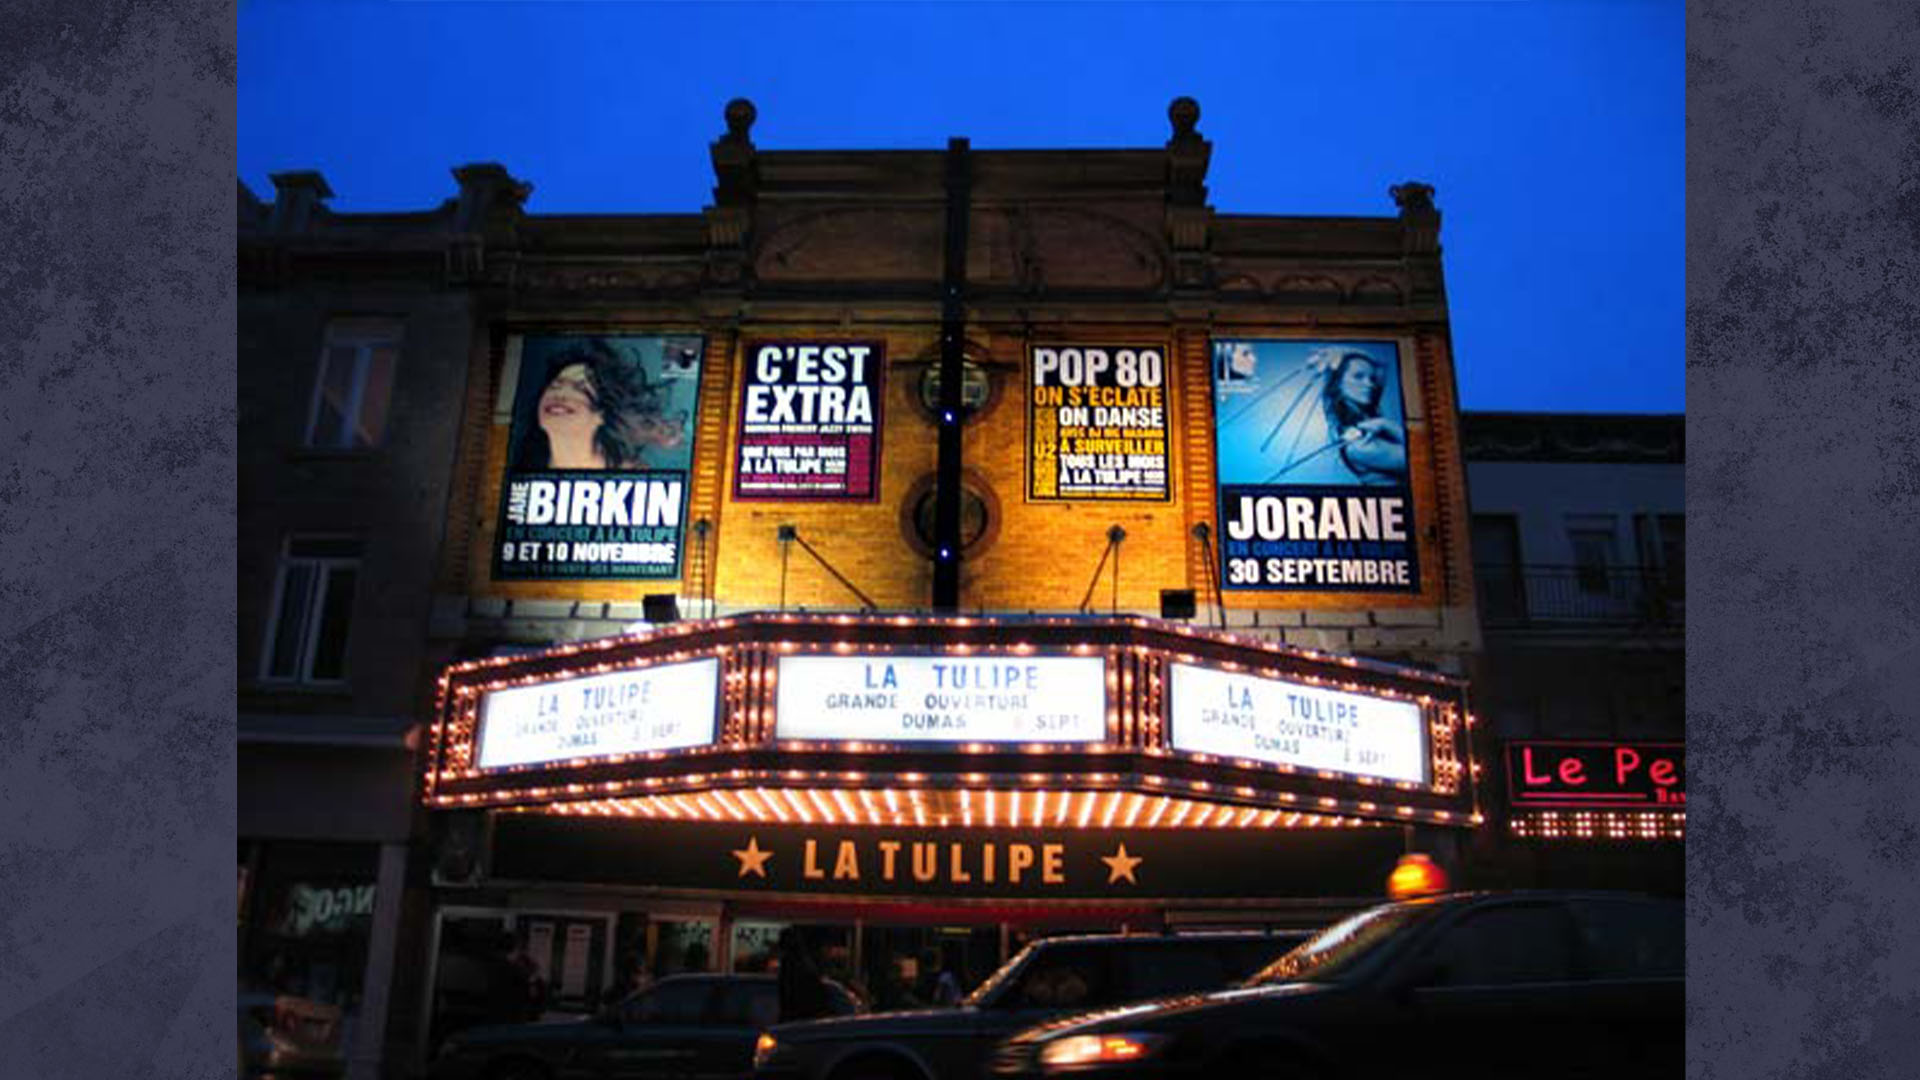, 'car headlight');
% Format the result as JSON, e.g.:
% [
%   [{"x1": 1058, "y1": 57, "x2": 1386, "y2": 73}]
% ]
[
  {"x1": 1037, "y1": 1033, "x2": 1168, "y2": 1069},
  {"x1": 754, "y1": 1032, "x2": 783, "y2": 1068}
]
